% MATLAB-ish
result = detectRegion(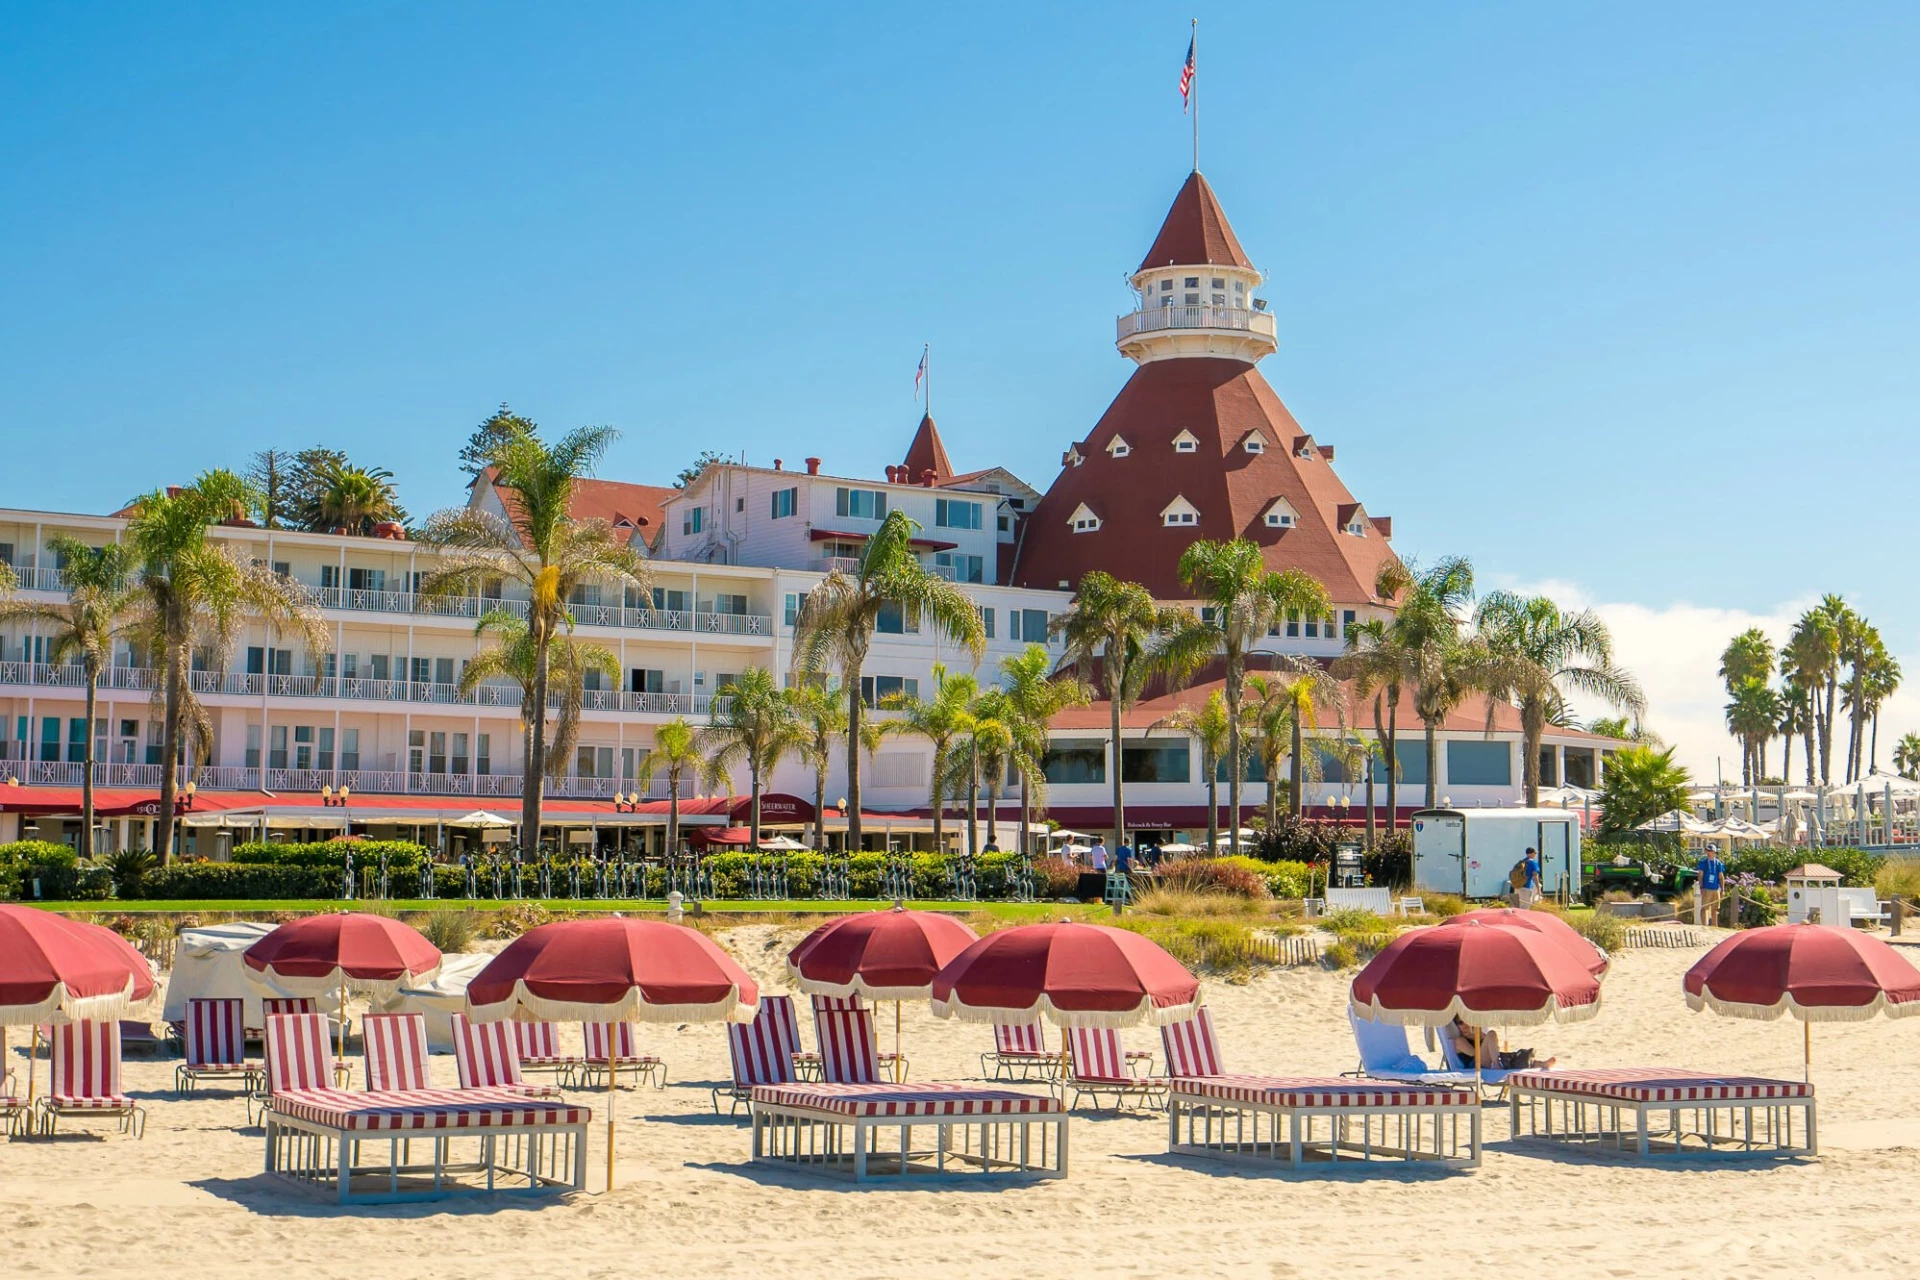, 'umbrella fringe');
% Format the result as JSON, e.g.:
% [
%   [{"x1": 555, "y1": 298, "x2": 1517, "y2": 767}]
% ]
[
  {"x1": 930, "y1": 991, "x2": 1205, "y2": 1030},
  {"x1": 1347, "y1": 993, "x2": 1603, "y2": 1030},
  {"x1": 787, "y1": 970, "x2": 935, "y2": 1005},
  {"x1": 0, "y1": 979, "x2": 137, "y2": 1028},
  {"x1": 253, "y1": 964, "x2": 441, "y2": 1002},
  {"x1": 1684, "y1": 989, "x2": 1920, "y2": 1023},
  {"x1": 468, "y1": 981, "x2": 758, "y2": 1026}
]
